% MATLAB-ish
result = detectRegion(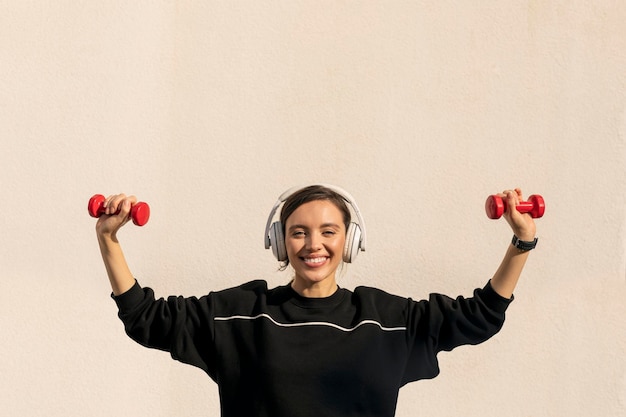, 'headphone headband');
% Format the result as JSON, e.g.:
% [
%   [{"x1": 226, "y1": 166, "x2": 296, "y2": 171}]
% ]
[{"x1": 264, "y1": 183, "x2": 367, "y2": 252}]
